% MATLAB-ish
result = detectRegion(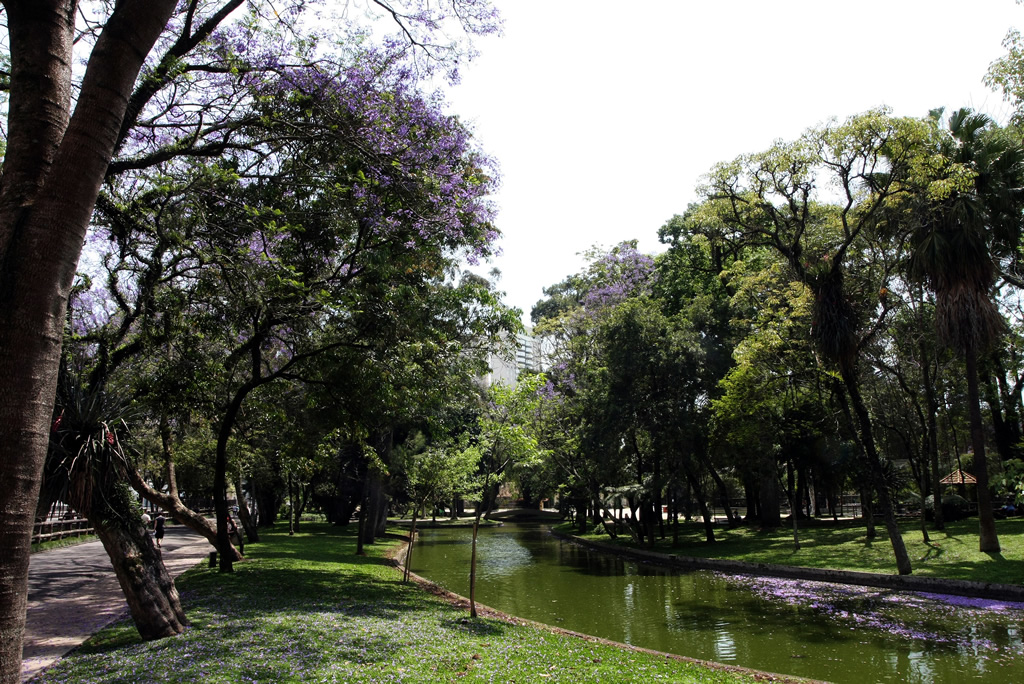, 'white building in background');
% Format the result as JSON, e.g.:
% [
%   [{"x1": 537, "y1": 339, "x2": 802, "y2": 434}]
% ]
[
  {"x1": 482, "y1": 326, "x2": 545, "y2": 387},
  {"x1": 516, "y1": 330, "x2": 544, "y2": 374}
]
